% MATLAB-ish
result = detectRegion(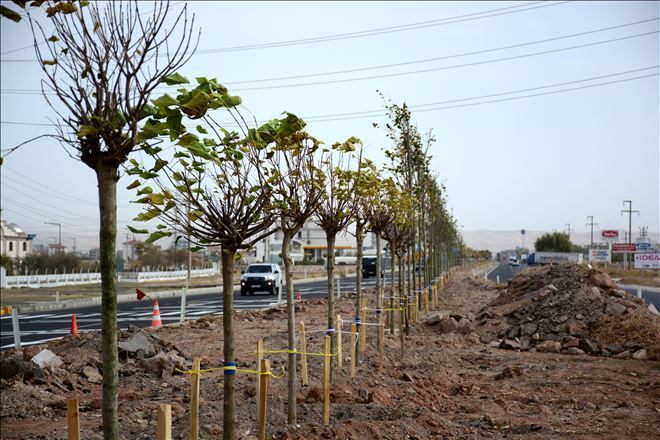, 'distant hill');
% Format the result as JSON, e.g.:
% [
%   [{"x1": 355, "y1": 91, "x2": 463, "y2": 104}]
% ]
[{"x1": 462, "y1": 230, "x2": 660, "y2": 255}]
